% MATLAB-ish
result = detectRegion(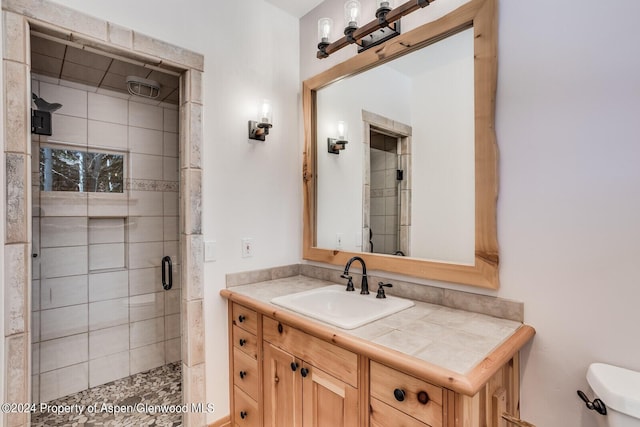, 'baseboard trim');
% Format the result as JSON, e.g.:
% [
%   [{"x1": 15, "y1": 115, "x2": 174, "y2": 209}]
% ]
[{"x1": 208, "y1": 415, "x2": 231, "y2": 427}]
